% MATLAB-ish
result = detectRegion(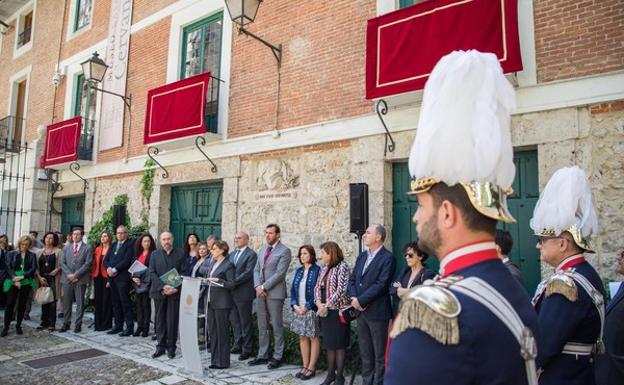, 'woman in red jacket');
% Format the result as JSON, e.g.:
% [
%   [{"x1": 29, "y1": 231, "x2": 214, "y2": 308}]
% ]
[{"x1": 93, "y1": 231, "x2": 113, "y2": 331}]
